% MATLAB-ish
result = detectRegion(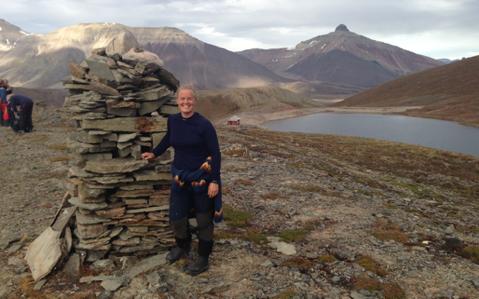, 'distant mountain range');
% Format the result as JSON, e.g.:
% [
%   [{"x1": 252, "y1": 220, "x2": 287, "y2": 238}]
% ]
[
  {"x1": 239, "y1": 24, "x2": 442, "y2": 91},
  {"x1": 337, "y1": 55, "x2": 479, "y2": 126},
  {"x1": 0, "y1": 21, "x2": 283, "y2": 89},
  {"x1": 0, "y1": 20, "x2": 443, "y2": 93}
]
